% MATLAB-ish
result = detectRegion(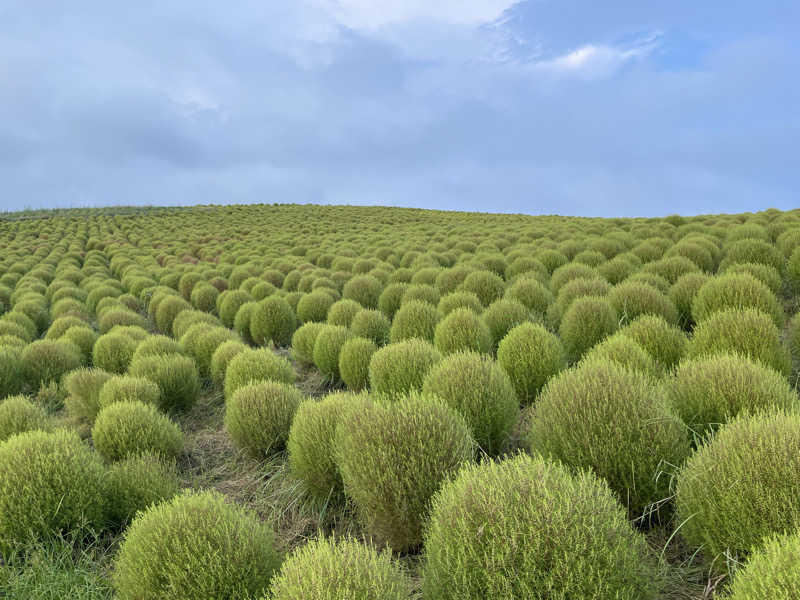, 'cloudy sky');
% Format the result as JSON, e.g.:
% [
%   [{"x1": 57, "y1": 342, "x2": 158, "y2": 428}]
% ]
[{"x1": 1, "y1": 1, "x2": 798, "y2": 216}]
